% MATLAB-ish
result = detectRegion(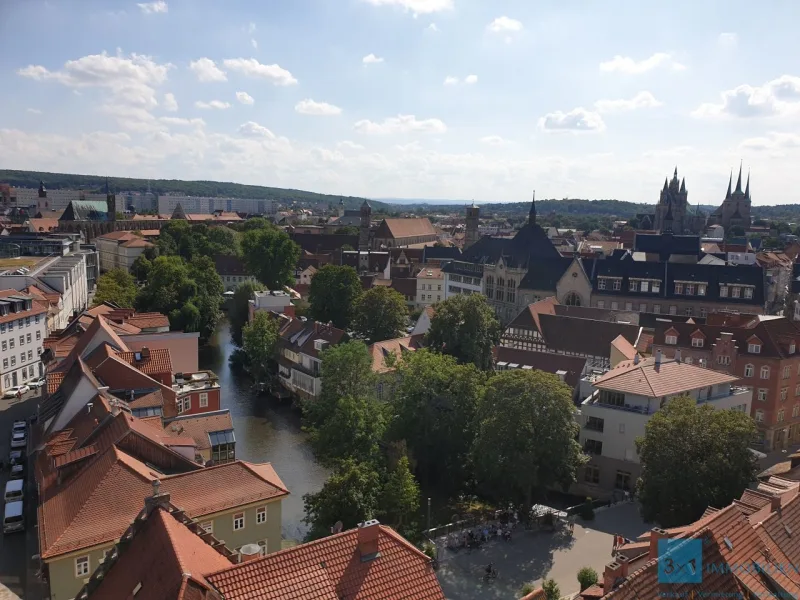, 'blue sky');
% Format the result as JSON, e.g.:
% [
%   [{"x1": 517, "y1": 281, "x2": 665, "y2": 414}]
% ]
[{"x1": 1, "y1": 0, "x2": 799, "y2": 204}]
